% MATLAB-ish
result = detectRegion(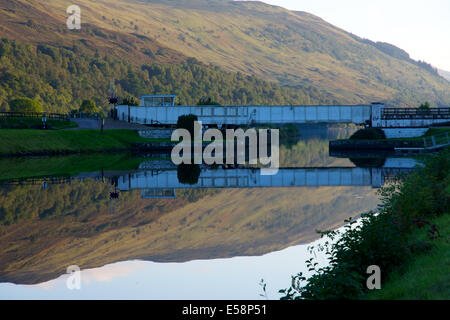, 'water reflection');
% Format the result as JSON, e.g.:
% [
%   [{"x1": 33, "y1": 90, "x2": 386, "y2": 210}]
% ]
[{"x1": 0, "y1": 124, "x2": 420, "y2": 299}]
